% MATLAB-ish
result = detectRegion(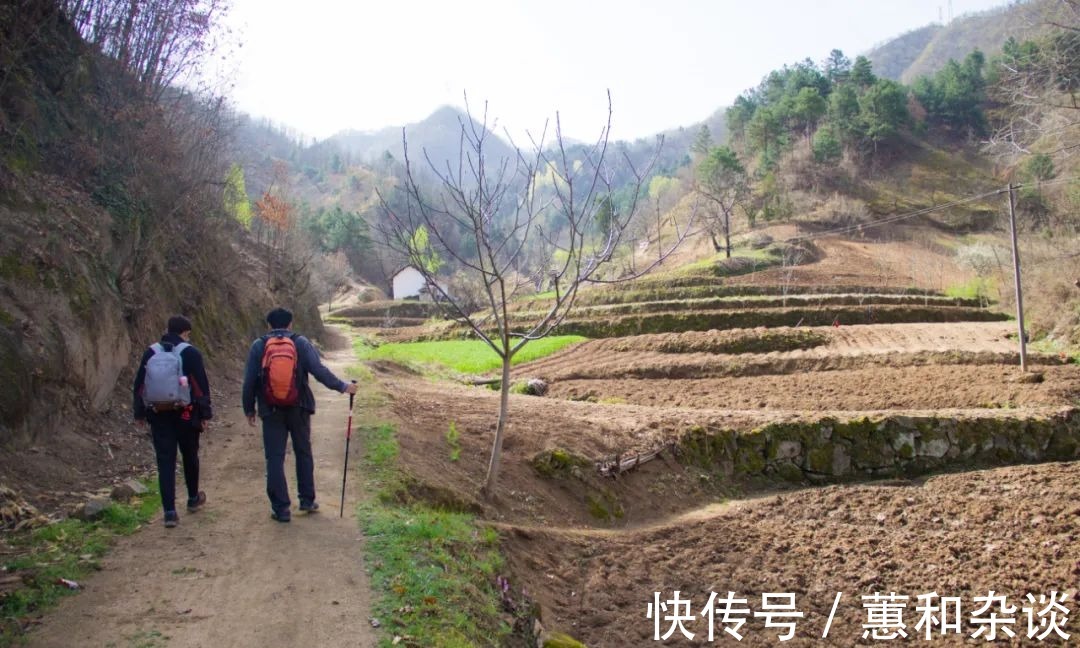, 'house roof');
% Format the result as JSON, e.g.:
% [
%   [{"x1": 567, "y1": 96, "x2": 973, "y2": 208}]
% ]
[{"x1": 392, "y1": 264, "x2": 423, "y2": 278}]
